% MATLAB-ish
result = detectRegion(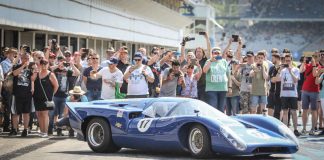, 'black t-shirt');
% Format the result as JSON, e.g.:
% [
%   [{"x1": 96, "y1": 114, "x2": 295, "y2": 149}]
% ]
[
  {"x1": 12, "y1": 64, "x2": 32, "y2": 97},
  {"x1": 269, "y1": 65, "x2": 281, "y2": 95},
  {"x1": 149, "y1": 62, "x2": 161, "y2": 87},
  {"x1": 117, "y1": 60, "x2": 130, "y2": 94},
  {"x1": 54, "y1": 68, "x2": 73, "y2": 98},
  {"x1": 197, "y1": 57, "x2": 207, "y2": 87}
]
